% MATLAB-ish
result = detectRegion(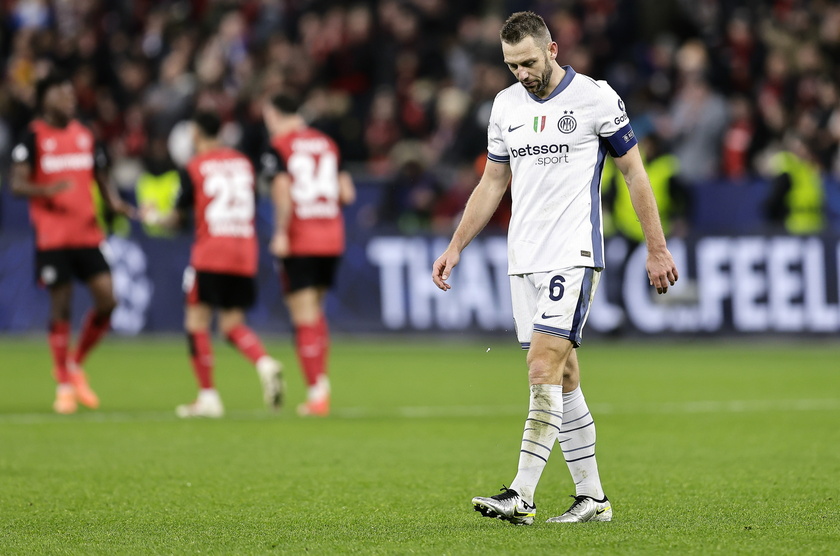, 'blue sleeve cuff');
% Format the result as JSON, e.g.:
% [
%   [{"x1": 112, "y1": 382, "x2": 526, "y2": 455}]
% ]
[{"x1": 487, "y1": 152, "x2": 510, "y2": 163}]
